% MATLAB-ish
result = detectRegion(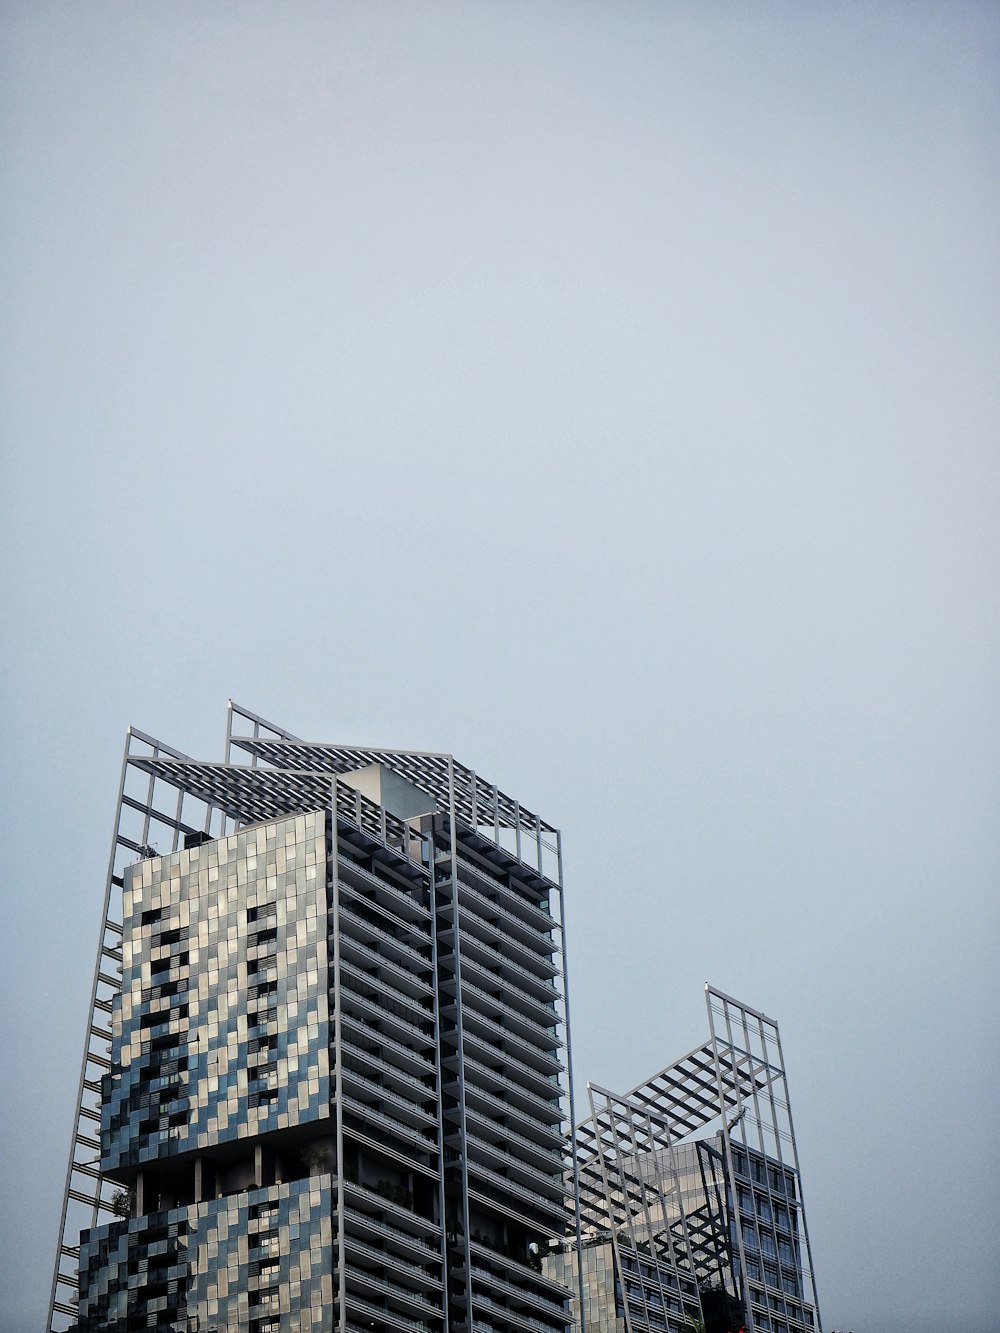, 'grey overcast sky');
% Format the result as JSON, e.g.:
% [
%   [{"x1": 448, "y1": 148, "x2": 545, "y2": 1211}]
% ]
[{"x1": 1, "y1": 3, "x2": 997, "y2": 1330}]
